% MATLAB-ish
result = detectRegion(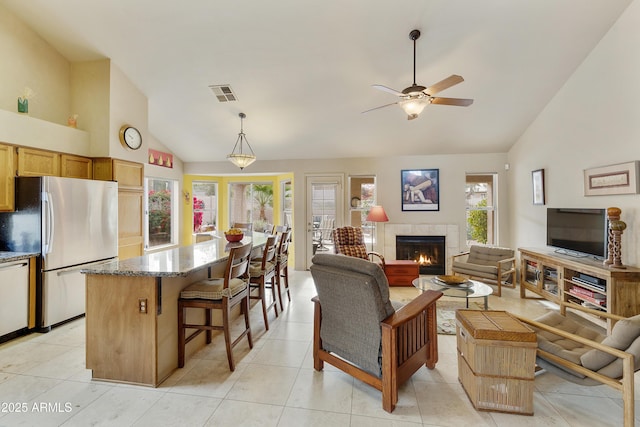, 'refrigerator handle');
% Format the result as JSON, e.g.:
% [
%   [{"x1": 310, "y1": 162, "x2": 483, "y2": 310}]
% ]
[{"x1": 43, "y1": 191, "x2": 54, "y2": 254}]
